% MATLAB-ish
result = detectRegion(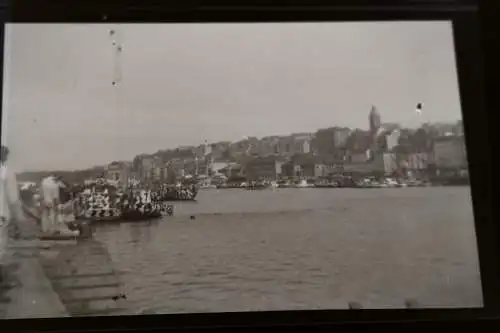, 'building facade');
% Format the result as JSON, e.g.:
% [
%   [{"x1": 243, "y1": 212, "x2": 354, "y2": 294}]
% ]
[
  {"x1": 384, "y1": 130, "x2": 401, "y2": 151},
  {"x1": 433, "y1": 135, "x2": 468, "y2": 169},
  {"x1": 245, "y1": 156, "x2": 284, "y2": 181},
  {"x1": 382, "y1": 153, "x2": 398, "y2": 175},
  {"x1": 313, "y1": 127, "x2": 351, "y2": 156},
  {"x1": 348, "y1": 149, "x2": 371, "y2": 163}
]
